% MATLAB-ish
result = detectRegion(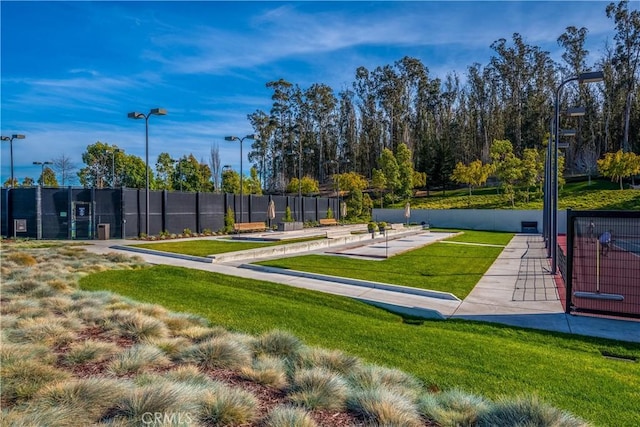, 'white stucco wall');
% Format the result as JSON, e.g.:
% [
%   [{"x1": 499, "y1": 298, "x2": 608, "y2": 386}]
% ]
[{"x1": 372, "y1": 209, "x2": 567, "y2": 234}]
